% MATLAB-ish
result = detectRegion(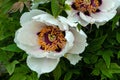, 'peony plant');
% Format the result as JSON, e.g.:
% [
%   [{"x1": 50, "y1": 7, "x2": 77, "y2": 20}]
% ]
[{"x1": 14, "y1": 9, "x2": 88, "y2": 77}]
